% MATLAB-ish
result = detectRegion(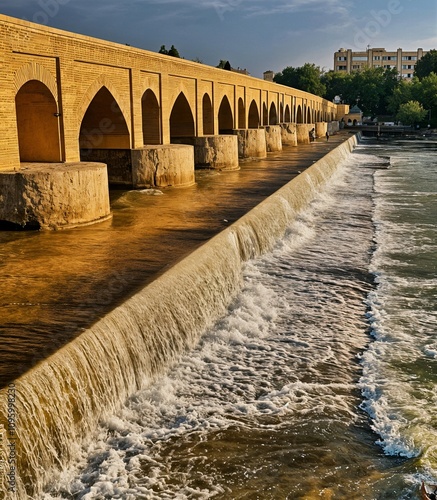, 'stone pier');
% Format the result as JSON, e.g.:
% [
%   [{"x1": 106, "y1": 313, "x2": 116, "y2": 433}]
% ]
[
  {"x1": 131, "y1": 144, "x2": 195, "y2": 188},
  {"x1": 281, "y1": 123, "x2": 298, "y2": 147},
  {"x1": 265, "y1": 125, "x2": 282, "y2": 152},
  {"x1": 193, "y1": 135, "x2": 239, "y2": 170},
  {"x1": 0, "y1": 162, "x2": 111, "y2": 230},
  {"x1": 234, "y1": 129, "x2": 267, "y2": 159}
]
